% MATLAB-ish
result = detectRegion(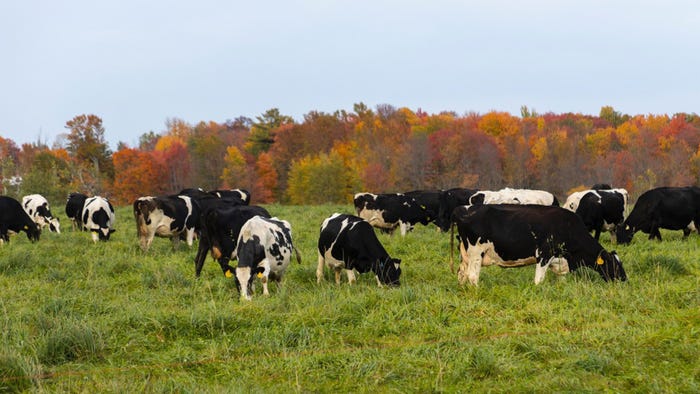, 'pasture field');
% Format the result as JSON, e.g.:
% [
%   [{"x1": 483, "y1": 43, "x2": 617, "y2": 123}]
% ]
[{"x1": 0, "y1": 204, "x2": 698, "y2": 392}]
